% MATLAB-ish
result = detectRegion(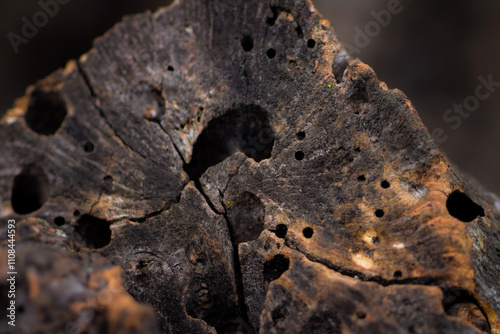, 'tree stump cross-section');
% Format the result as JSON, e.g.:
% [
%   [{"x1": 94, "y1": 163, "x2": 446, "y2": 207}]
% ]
[{"x1": 1, "y1": 0, "x2": 500, "y2": 333}]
